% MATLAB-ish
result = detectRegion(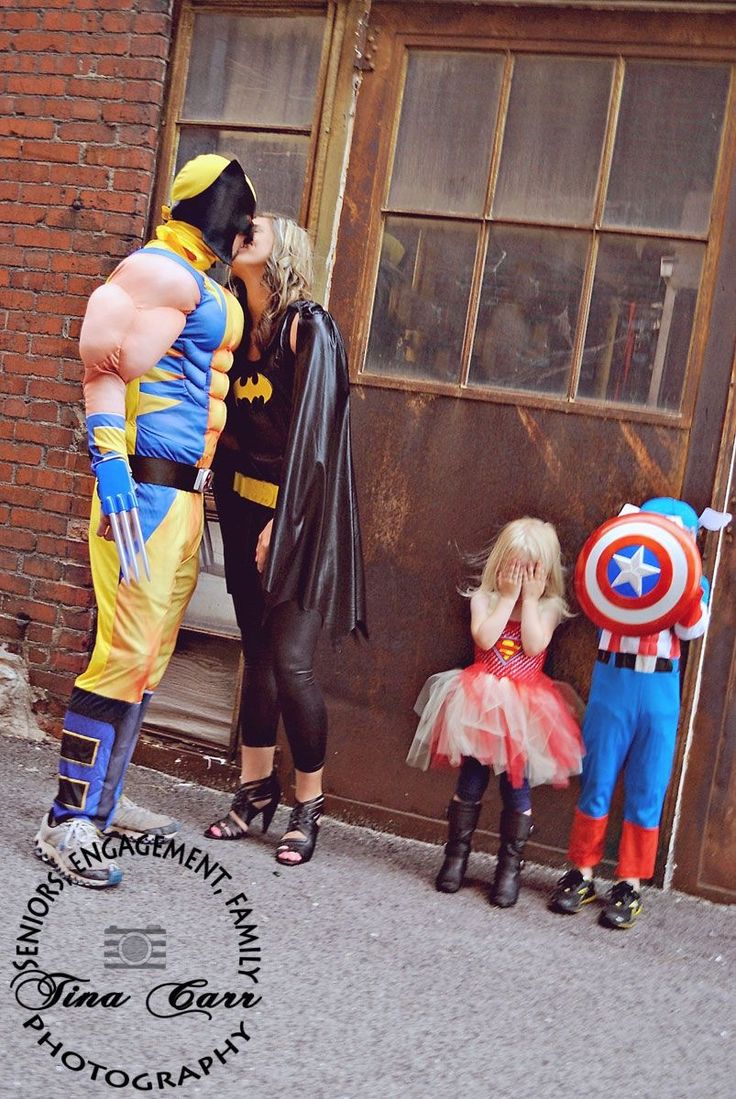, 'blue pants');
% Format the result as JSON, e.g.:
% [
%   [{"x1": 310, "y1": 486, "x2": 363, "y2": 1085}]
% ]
[{"x1": 569, "y1": 659, "x2": 680, "y2": 878}]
